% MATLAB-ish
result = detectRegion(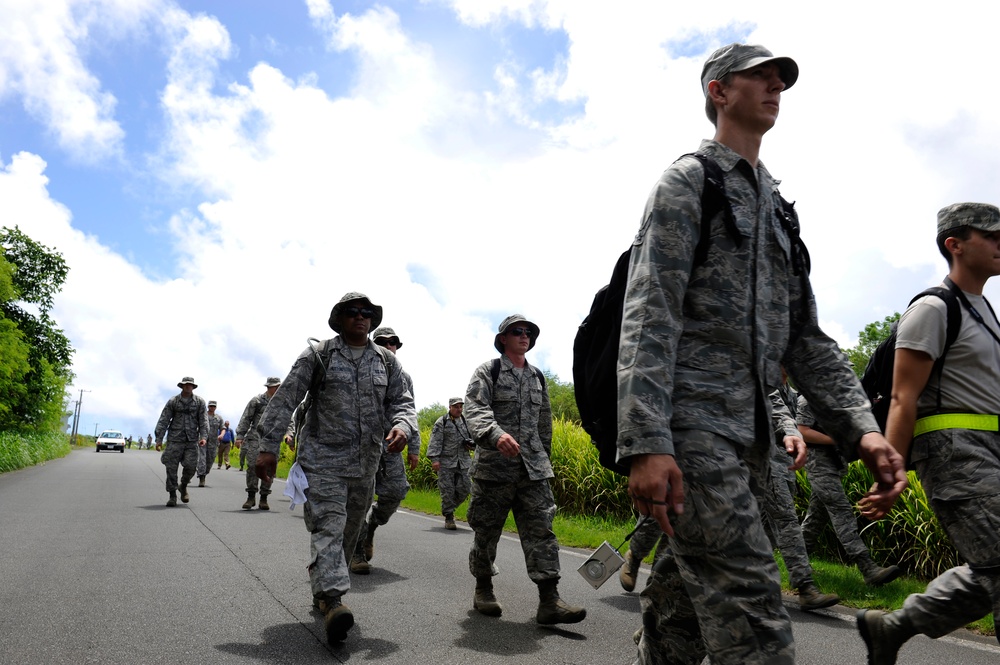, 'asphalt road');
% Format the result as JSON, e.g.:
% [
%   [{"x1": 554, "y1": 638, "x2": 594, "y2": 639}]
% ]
[{"x1": 1, "y1": 449, "x2": 997, "y2": 664}]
